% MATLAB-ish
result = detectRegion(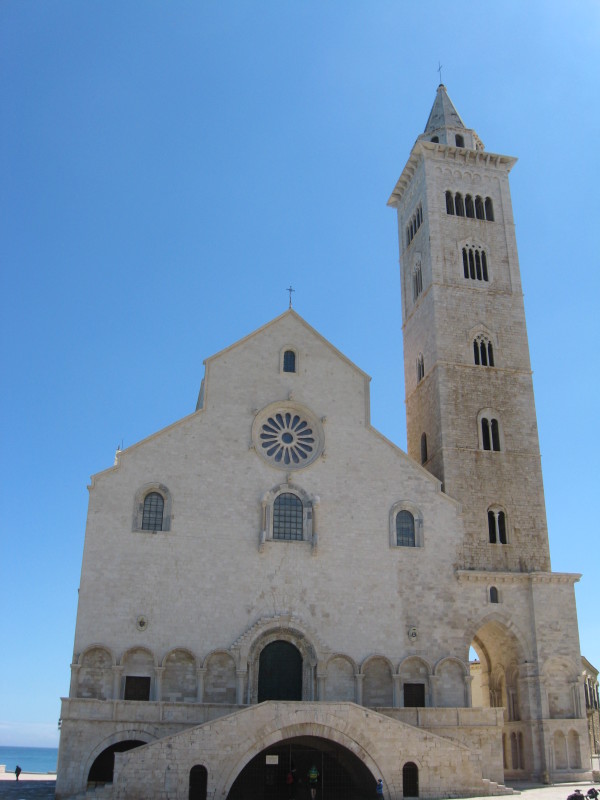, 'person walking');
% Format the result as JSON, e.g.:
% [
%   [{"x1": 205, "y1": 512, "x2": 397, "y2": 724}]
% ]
[{"x1": 15, "y1": 765, "x2": 22, "y2": 781}]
